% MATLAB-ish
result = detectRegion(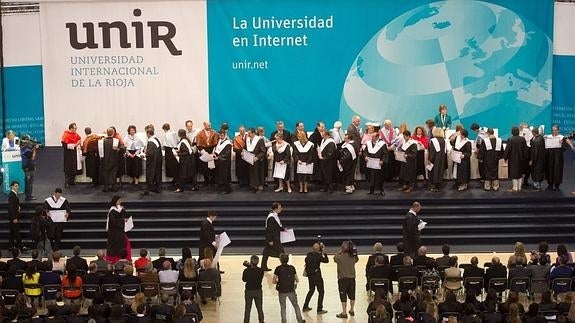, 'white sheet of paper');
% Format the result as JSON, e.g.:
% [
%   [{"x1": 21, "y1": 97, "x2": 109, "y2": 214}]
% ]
[
  {"x1": 451, "y1": 151, "x2": 462, "y2": 164},
  {"x1": 124, "y1": 217, "x2": 134, "y2": 232},
  {"x1": 49, "y1": 210, "x2": 68, "y2": 223},
  {"x1": 213, "y1": 232, "x2": 231, "y2": 267},
  {"x1": 273, "y1": 162, "x2": 287, "y2": 179},
  {"x1": 426, "y1": 163, "x2": 434, "y2": 171},
  {"x1": 366, "y1": 157, "x2": 381, "y2": 170},
  {"x1": 545, "y1": 137, "x2": 562, "y2": 149},
  {"x1": 242, "y1": 150, "x2": 255, "y2": 165},
  {"x1": 207, "y1": 160, "x2": 216, "y2": 169},
  {"x1": 394, "y1": 150, "x2": 407, "y2": 163},
  {"x1": 418, "y1": 221, "x2": 427, "y2": 231},
  {"x1": 296, "y1": 162, "x2": 313, "y2": 174},
  {"x1": 199, "y1": 150, "x2": 213, "y2": 162},
  {"x1": 280, "y1": 228, "x2": 296, "y2": 244}
]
